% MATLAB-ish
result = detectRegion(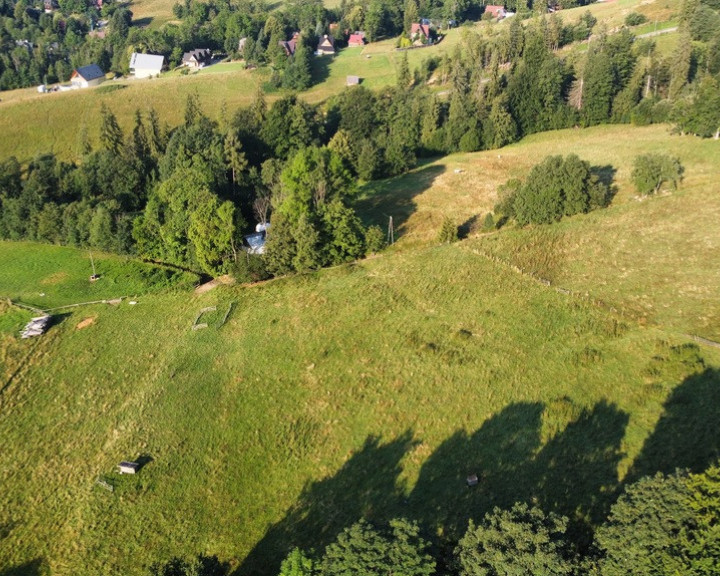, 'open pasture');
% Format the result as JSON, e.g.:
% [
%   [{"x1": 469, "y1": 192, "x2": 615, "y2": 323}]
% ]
[{"x1": 2, "y1": 123, "x2": 720, "y2": 573}]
